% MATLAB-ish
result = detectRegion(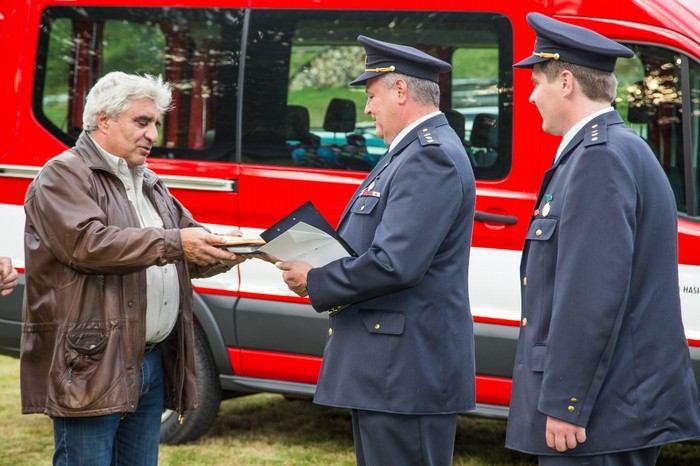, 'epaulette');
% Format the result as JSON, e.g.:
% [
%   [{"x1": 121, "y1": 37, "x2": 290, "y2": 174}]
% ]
[
  {"x1": 417, "y1": 126, "x2": 441, "y2": 146},
  {"x1": 583, "y1": 119, "x2": 608, "y2": 147}
]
